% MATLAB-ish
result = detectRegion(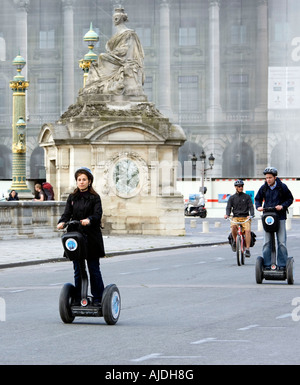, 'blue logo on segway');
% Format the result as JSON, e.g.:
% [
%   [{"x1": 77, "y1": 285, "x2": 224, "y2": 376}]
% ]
[
  {"x1": 65, "y1": 238, "x2": 78, "y2": 251},
  {"x1": 265, "y1": 216, "x2": 275, "y2": 226}
]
